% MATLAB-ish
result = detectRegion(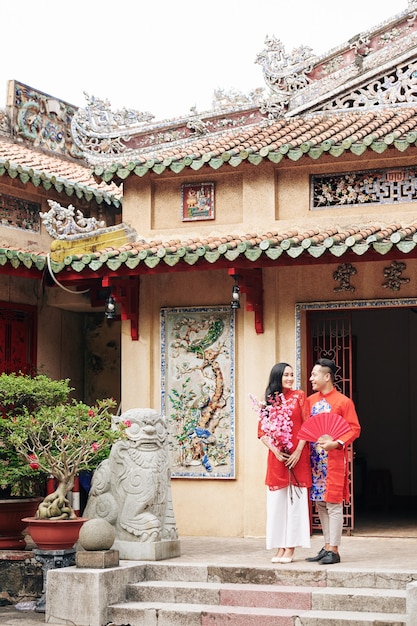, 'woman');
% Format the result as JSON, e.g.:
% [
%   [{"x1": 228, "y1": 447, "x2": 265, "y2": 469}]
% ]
[{"x1": 258, "y1": 362, "x2": 311, "y2": 563}]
